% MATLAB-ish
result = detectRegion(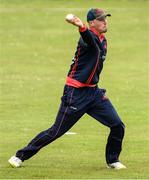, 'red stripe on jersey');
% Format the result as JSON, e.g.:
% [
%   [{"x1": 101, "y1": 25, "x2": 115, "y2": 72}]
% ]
[
  {"x1": 69, "y1": 46, "x2": 81, "y2": 78},
  {"x1": 86, "y1": 57, "x2": 99, "y2": 84}
]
